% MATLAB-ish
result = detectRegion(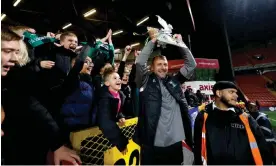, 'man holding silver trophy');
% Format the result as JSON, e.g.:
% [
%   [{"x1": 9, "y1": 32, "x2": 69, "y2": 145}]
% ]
[{"x1": 136, "y1": 15, "x2": 196, "y2": 165}]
